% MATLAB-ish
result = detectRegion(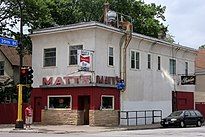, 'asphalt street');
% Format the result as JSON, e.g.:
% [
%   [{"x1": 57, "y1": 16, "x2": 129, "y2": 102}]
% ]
[{"x1": 0, "y1": 126, "x2": 205, "y2": 137}]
